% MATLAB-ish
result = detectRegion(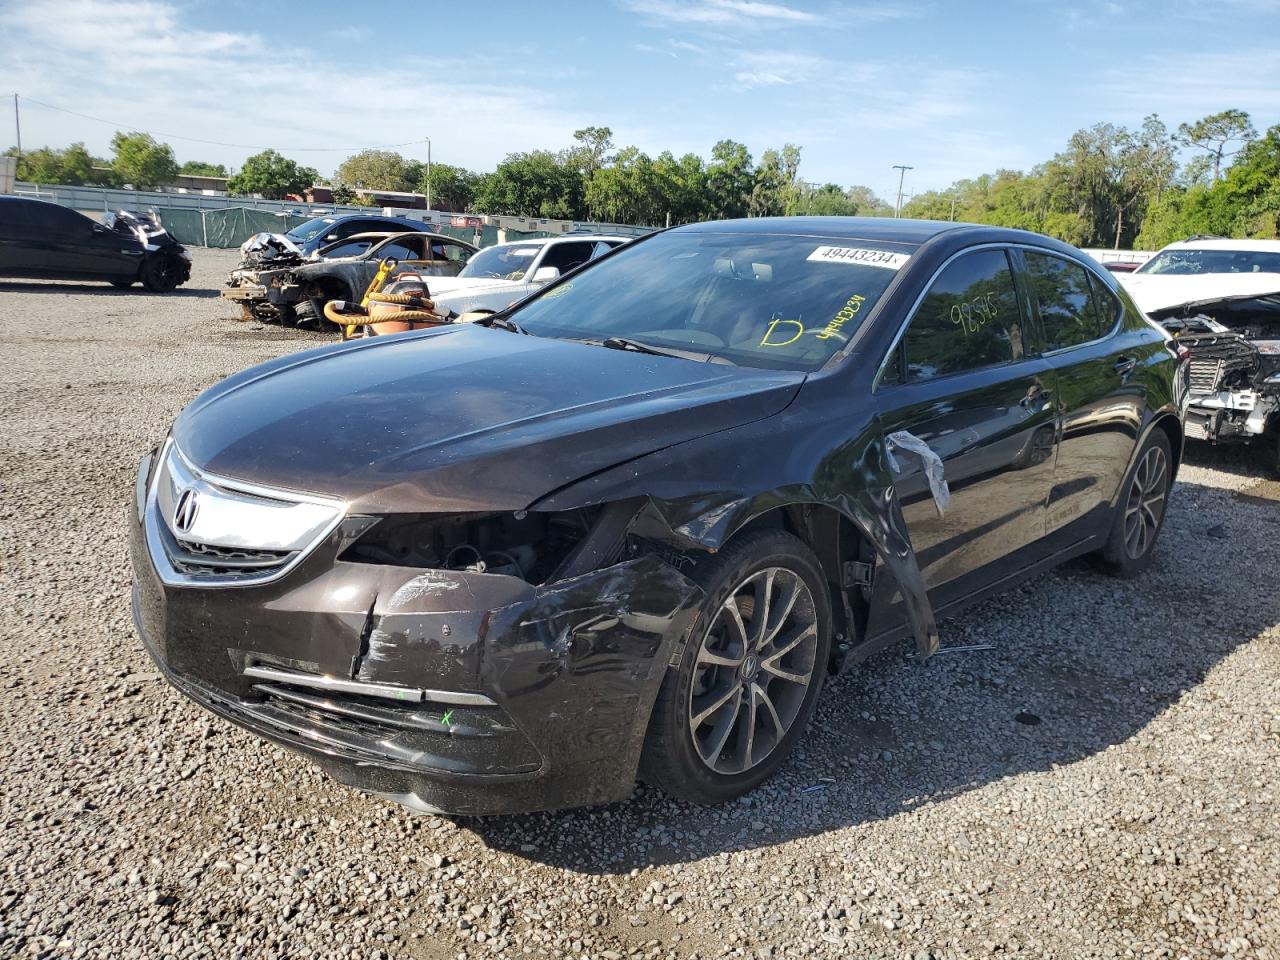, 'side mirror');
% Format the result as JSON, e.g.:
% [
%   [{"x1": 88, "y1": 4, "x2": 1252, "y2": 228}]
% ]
[{"x1": 531, "y1": 266, "x2": 560, "y2": 284}]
